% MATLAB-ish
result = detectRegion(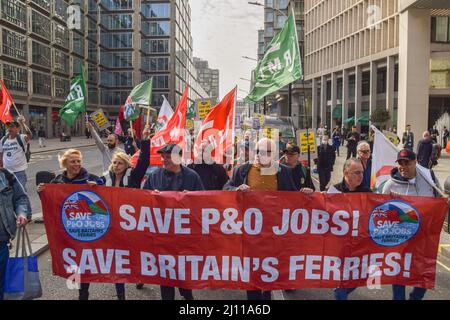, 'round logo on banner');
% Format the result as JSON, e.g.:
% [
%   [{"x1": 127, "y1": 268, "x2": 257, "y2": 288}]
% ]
[
  {"x1": 61, "y1": 190, "x2": 111, "y2": 242},
  {"x1": 369, "y1": 200, "x2": 421, "y2": 247}
]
